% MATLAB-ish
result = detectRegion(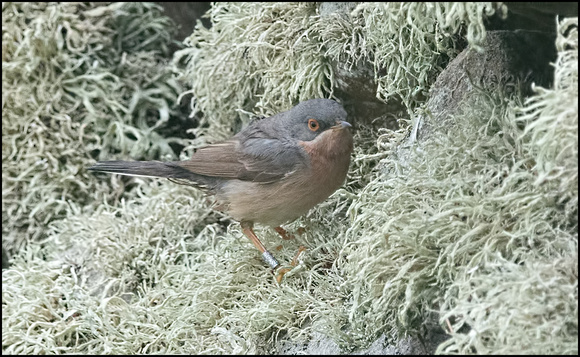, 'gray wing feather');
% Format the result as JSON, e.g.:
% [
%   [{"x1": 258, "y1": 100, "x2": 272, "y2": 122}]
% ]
[
  {"x1": 90, "y1": 119, "x2": 308, "y2": 186},
  {"x1": 179, "y1": 127, "x2": 307, "y2": 183}
]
